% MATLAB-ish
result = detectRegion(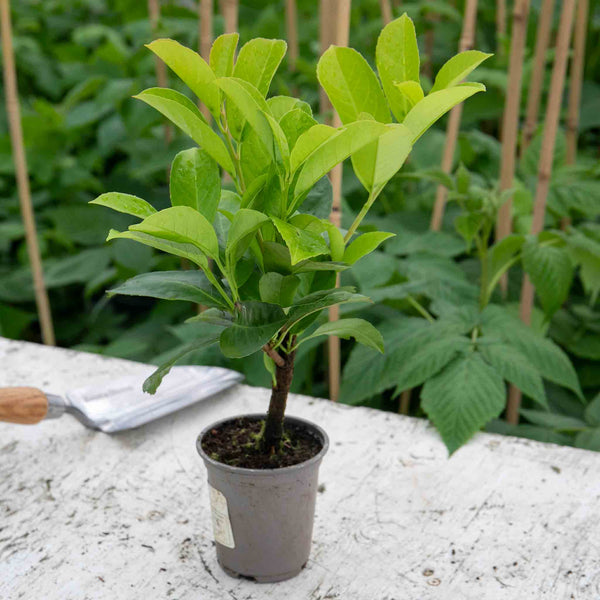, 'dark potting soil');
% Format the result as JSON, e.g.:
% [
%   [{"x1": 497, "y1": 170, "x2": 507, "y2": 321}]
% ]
[{"x1": 201, "y1": 417, "x2": 322, "y2": 469}]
